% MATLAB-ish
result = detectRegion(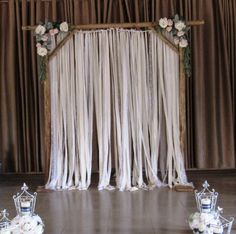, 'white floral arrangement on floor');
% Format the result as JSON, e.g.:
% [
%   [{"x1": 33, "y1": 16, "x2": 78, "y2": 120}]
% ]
[
  {"x1": 35, "y1": 21, "x2": 69, "y2": 56},
  {"x1": 11, "y1": 214, "x2": 44, "y2": 234},
  {"x1": 189, "y1": 212, "x2": 224, "y2": 234},
  {"x1": 156, "y1": 14, "x2": 191, "y2": 77}
]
